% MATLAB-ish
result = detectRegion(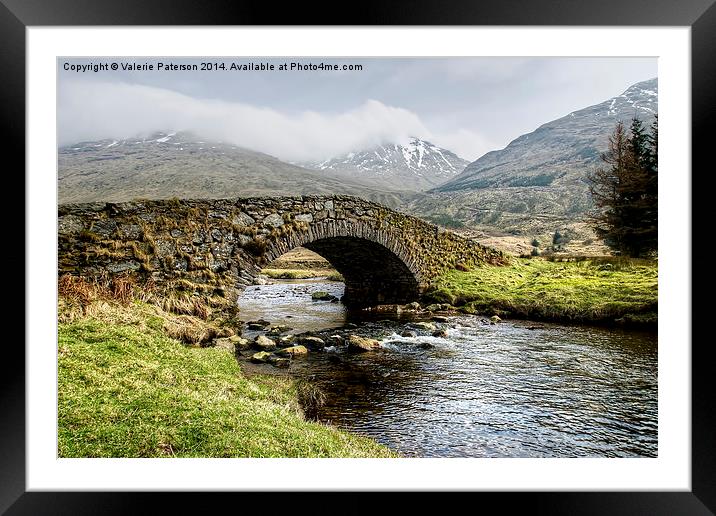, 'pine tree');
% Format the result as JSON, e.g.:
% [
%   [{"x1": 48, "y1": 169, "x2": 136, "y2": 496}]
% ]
[{"x1": 586, "y1": 117, "x2": 657, "y2": 257}]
